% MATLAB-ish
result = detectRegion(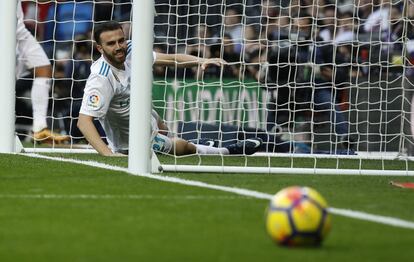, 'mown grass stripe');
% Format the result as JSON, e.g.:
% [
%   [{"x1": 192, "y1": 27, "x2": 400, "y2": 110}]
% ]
[
  {"x1": 20, "y1": 153, "x2": 414, "y2": 230},
  {"x1": 0, "y1": 194, "x2": 252, "y2": 200}
]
